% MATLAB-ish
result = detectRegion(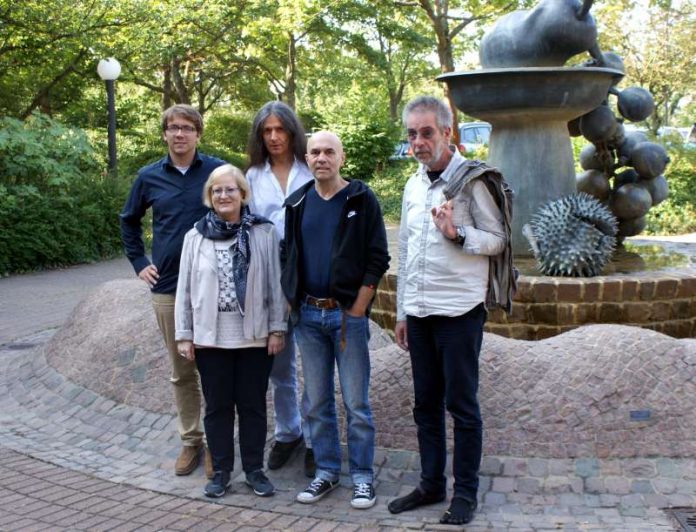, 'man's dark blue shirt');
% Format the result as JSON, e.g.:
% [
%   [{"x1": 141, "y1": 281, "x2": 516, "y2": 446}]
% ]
[{"x1": 119, "y1": 151, "x2": 225, "y2": 294}]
